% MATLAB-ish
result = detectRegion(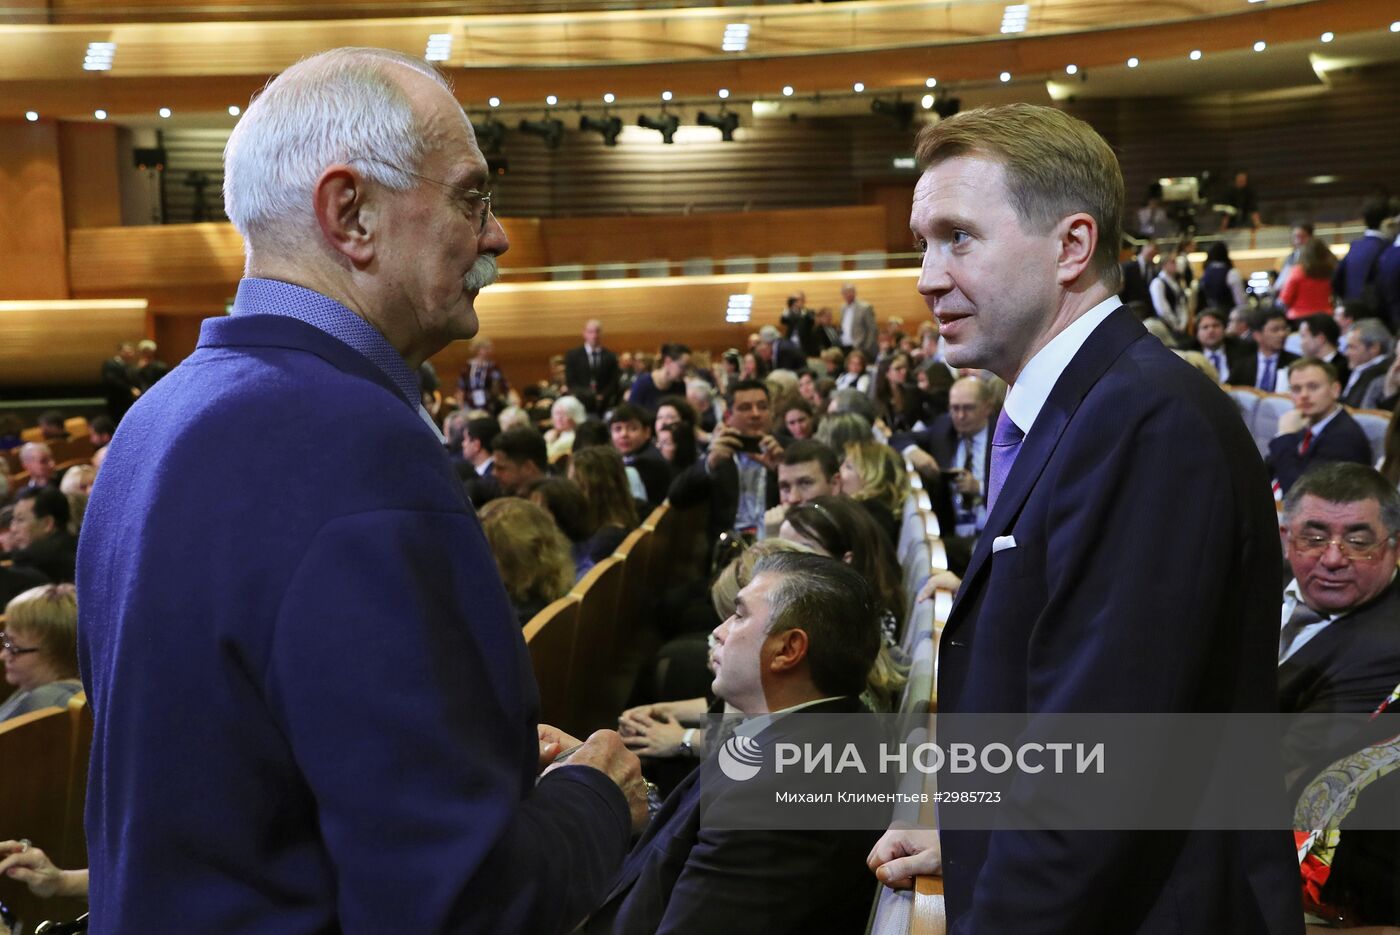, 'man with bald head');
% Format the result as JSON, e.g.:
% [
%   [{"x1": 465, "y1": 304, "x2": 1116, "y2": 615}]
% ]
[
  {"x1": 78, "y1": 48, "x2": 643, "y2": 935},
  {"x1": 565, "y1": 317, "x2": 620, "y2": 411}
]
